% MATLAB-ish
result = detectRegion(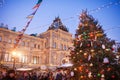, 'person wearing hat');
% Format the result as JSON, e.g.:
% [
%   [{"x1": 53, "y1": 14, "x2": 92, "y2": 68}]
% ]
[{"x1": 2, "y1": 69, "x2": 16, "y2": 80}]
